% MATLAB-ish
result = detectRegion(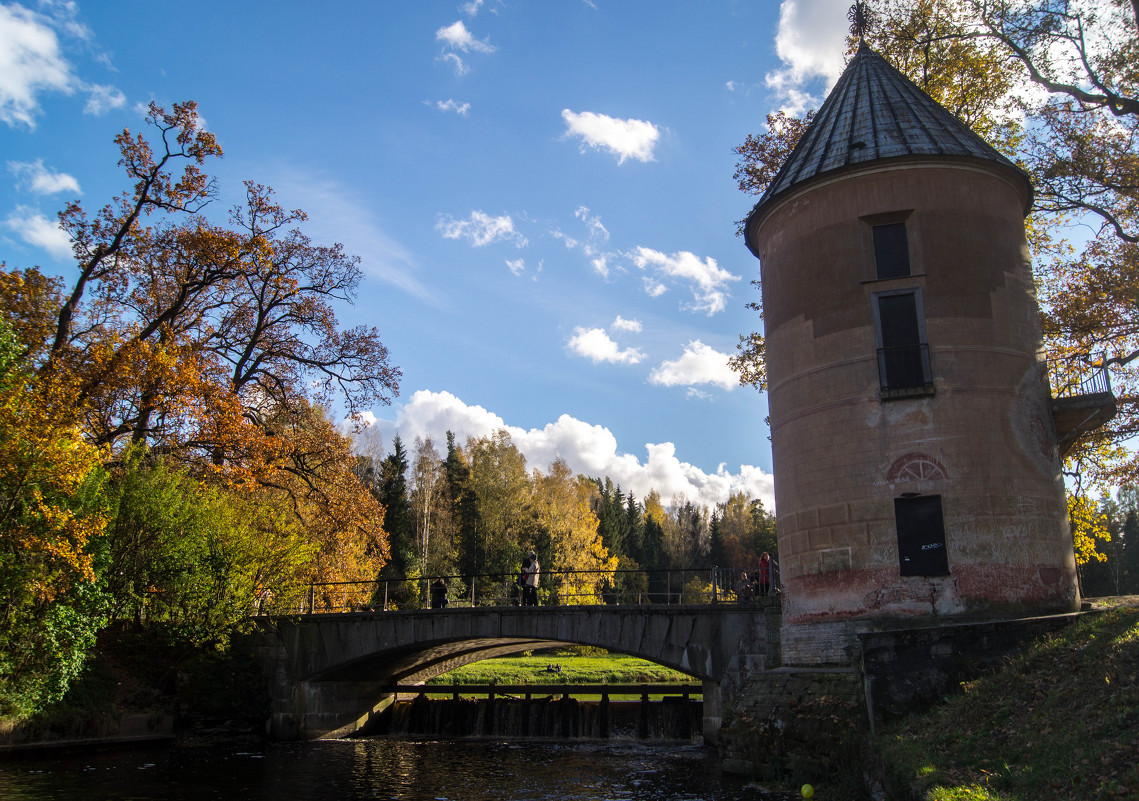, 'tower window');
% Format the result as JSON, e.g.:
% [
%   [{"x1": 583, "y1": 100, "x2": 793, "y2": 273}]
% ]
[
  {"x1": 895, "y1": 495, "x2": 949, "y2": 576},
  {"x1": 873, "y1": 222, "x2": 911, "y2": 279},
  {"x1": 873, "y1": 289, "x2": 933, "y2": 397}
]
